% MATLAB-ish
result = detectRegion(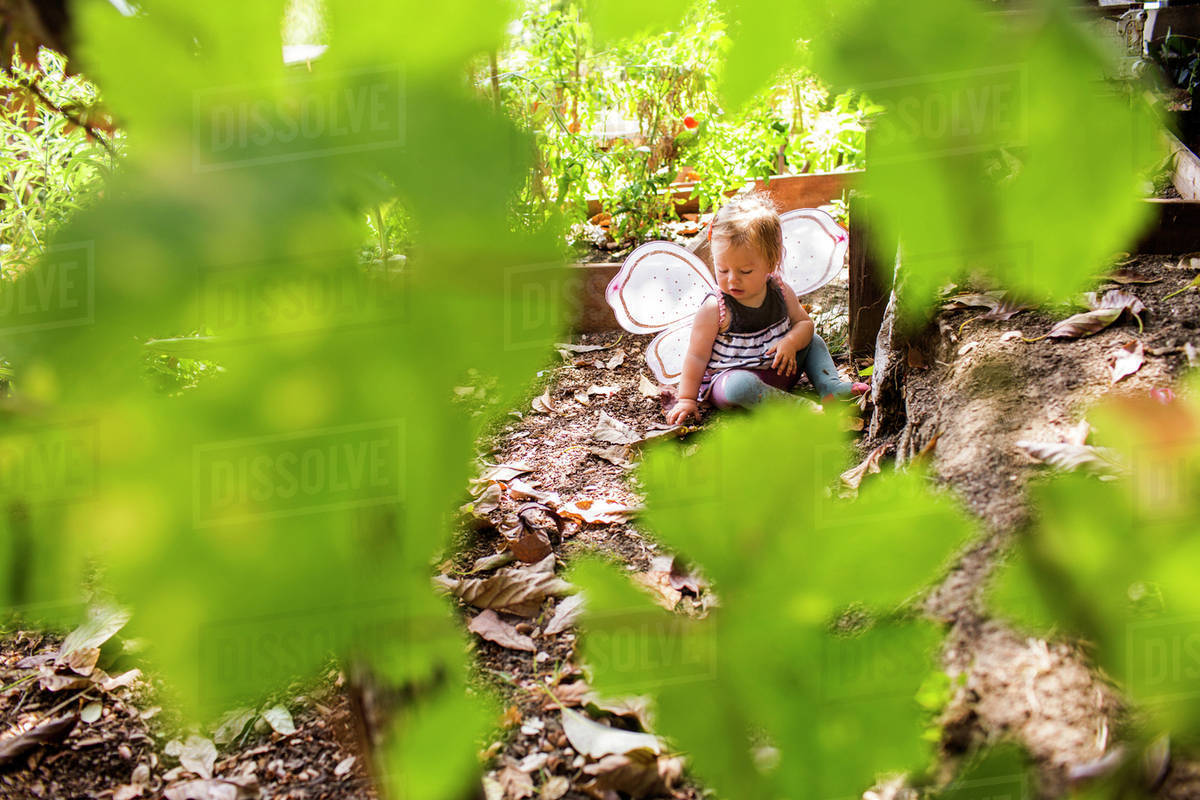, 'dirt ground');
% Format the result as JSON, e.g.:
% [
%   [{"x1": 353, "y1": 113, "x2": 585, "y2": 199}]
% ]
[{"x1": 2, "y1": 256, "x2": 1198, "y2": 799}]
